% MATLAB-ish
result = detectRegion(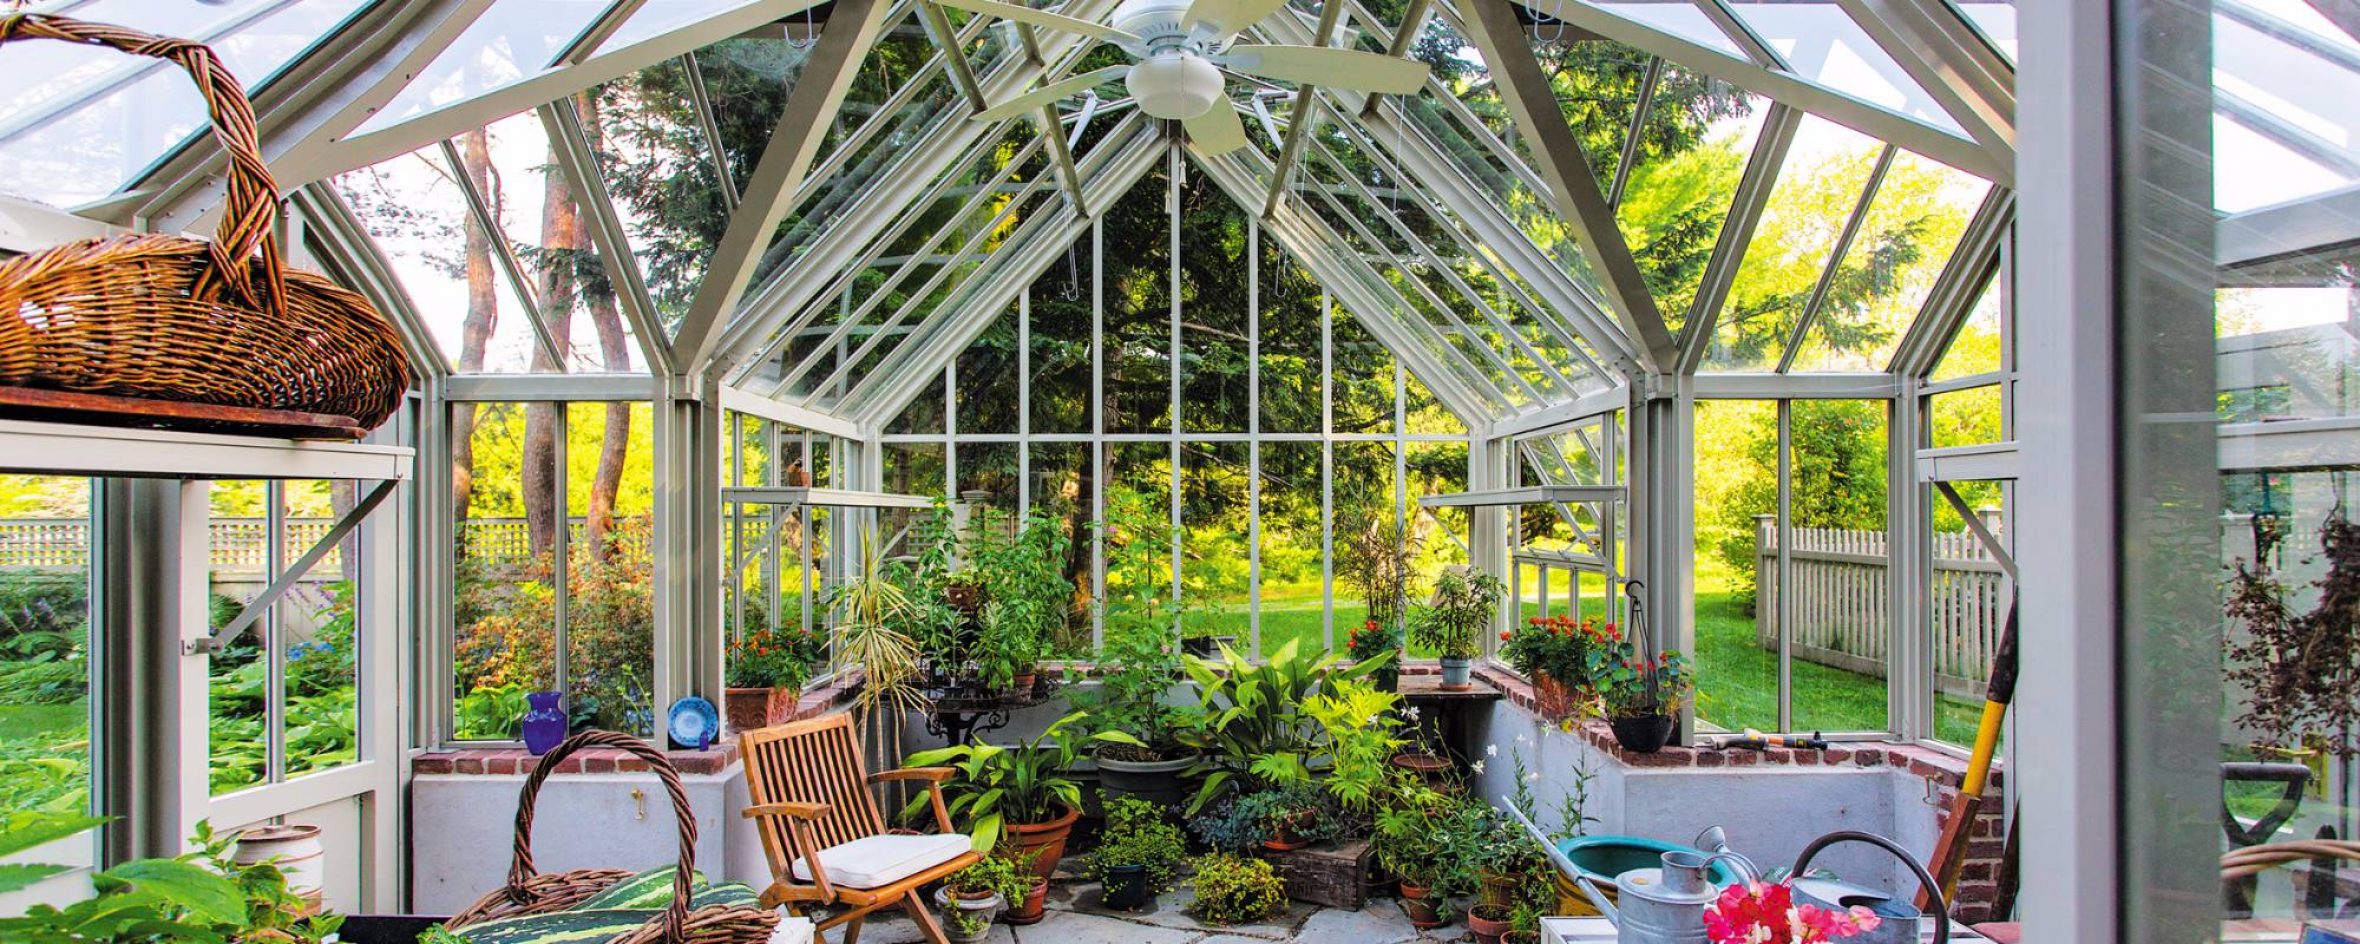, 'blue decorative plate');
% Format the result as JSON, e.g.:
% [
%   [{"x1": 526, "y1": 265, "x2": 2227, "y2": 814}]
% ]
[{"x1": 667, "y1": 696, "x2": 719, "y2": 751}]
